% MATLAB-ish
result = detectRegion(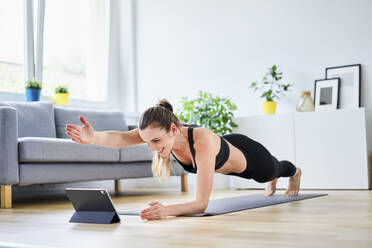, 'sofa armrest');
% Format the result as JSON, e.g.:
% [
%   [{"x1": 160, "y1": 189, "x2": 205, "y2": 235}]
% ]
[
  {"x1": 0, "y1": 107, "x2": 19, "y2": 185},
  {"x1": 128, "y1": 125, "x2": 138, "y2": 130}
]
